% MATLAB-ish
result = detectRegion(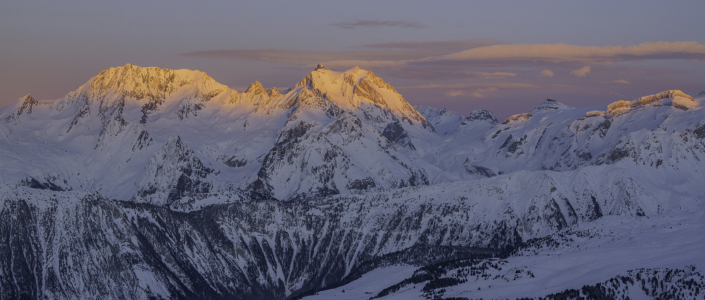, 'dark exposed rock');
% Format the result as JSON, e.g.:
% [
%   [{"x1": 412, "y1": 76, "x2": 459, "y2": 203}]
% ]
[
  {"x1": 463, "y1": 109, "x2": 498, "y2": 125},
  {"x1": 507, "y1": 135, "x2": 528, "y2": 154},
  {"x1": 176, "y1": 101, "x2": 204, "y2": 120},
  {"x1": 225, "y1": 157, "x2": 247, "y2": 167},
  {"x1": 346, "y1": 178, "x2": 377, "y2": 191},
  {"x1": 382, "y1": 121, "x2": 415, "y2": 150},
  {"x1": 464, "y1": 165, "x2": 496, "y2": 178},
  {"x1": 132, "y1": 130, "x2": 154, "y2": 151},
  {"x1": 277, "y1": 121, "x2": 316, "y2": 145},
  {"x1": 382, "y1": 121, "x2": 405, "y2": 142},
  {"x1": 16, "y1": 94, "x2": 39, "y2": 117},
  {"x1": 499, "y1": 134, "x2": 513, "y2": 149},
  {"x1": 20, "y1": 177, "x2": 65, "y2": 191},
  {"x1": 694, "y1": 124, "x2": 705, "y2": 139}
]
